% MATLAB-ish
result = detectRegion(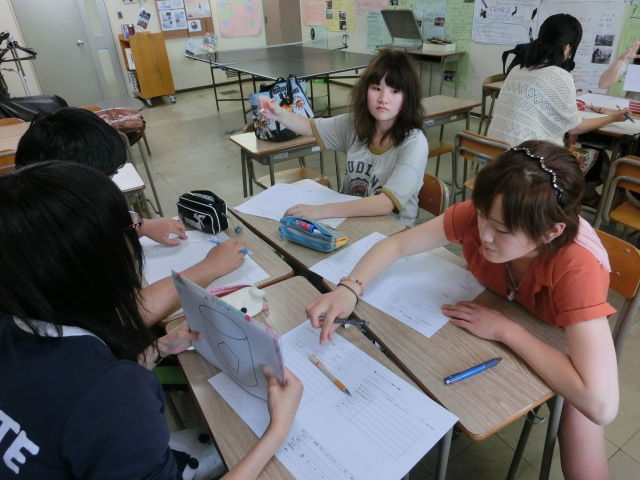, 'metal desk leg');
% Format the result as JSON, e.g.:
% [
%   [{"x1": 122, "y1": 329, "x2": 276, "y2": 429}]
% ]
[
  {"x1": 484, "y1": 94, "x2": 498, "y2": 136},
  {"x1": 268, "y1": 157, "x2": 276, "y2": 186},
  {"x1": 435, "y1": 427, "x2": 453, "y2": 480},
  {"x1": 211, "y1": 67, "x2": 220, "y2": 112},
  {"x1": 138, "y1": 147, "x2": 164, "y2": 216},
  {"x1": 465, "y1": 112, "x2": 471, "y2": 131},
  {"x1": 238, "y1": 73, "x2": 248, "y2": 123},
  {"x1": 326, "y1": 75, "x2": 332, "y2": 116},
  {"x1": 539, "y1": 396, "x2": 563, "y2": 480},
  {"x1": 428, "y1": 63, "x2": 434, "y2": 97},
  {"x1": 507, "y1": 405, "x2": 543, "y2": 480},
  {"x1": 334, "y1": 151, "x2": 341, "y2": 189},
  {"x1": 240, "y1": 150, "x2": 248, "y2": 198},
  {"x1": 319, "y1": 151, "x2": 325, "y2": 175}
]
